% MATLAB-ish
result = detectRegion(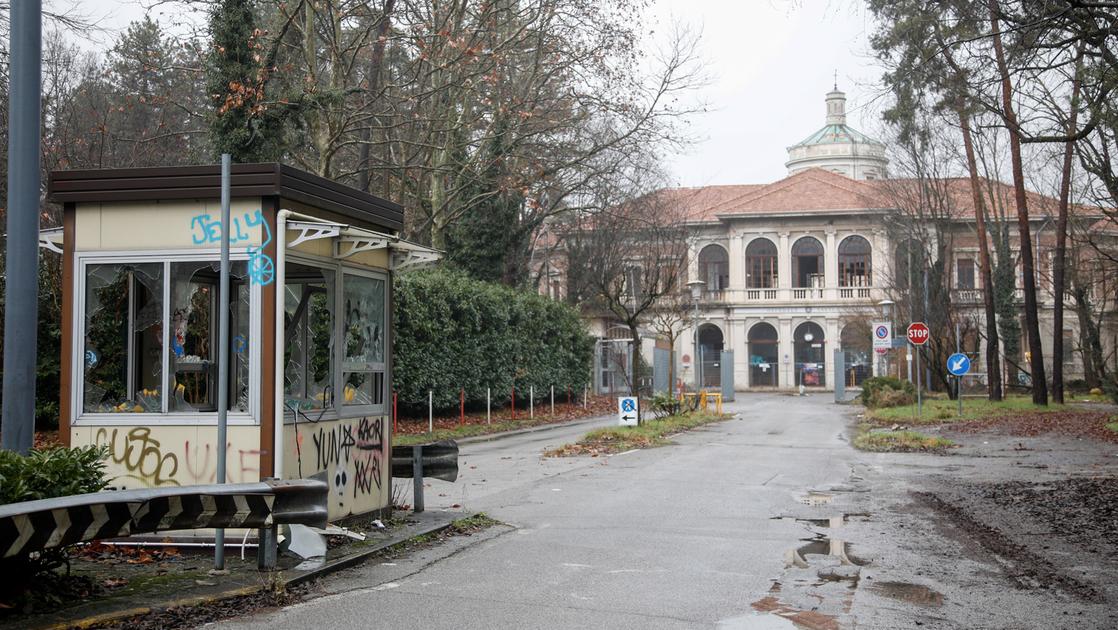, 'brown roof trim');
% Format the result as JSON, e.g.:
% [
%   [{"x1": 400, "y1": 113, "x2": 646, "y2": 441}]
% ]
[{"x1": 47, "y1": 163, "x2": 404, "y2": 232}]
